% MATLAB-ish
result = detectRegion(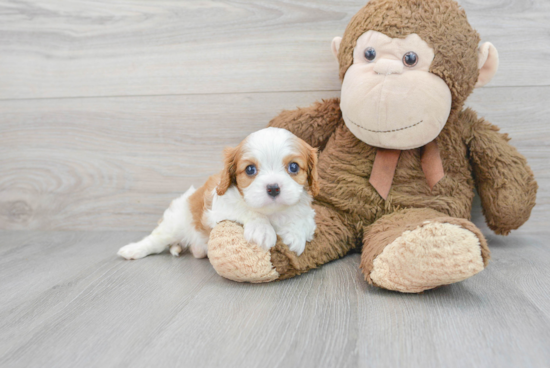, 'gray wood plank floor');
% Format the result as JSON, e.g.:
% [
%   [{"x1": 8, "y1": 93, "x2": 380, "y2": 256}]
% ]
[
  {"x1": 1, "y1": 230, "x2": 549, "y2": 368},
  {"x1": 1, "y1": 0, "x2": 550, "y2": 367}
]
